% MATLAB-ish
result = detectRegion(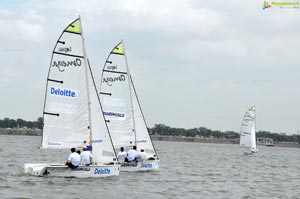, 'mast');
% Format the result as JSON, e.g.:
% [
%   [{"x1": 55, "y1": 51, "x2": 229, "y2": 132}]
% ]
[
  {"x1": 123, "y1": 40, "x2": 137, "y2": 147},
  {"x1": 80, "y1": 16, "x2": 93, "y2": 147},
  {"x1": 239, "y1": 107, "x2": 247, "y2": 147},
  {"x1": 254, "y1": 106, "x2": 256, "y2": 138},
  {"x1": 253, "y1": 106, "x2": 257, "y2": 149}
]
